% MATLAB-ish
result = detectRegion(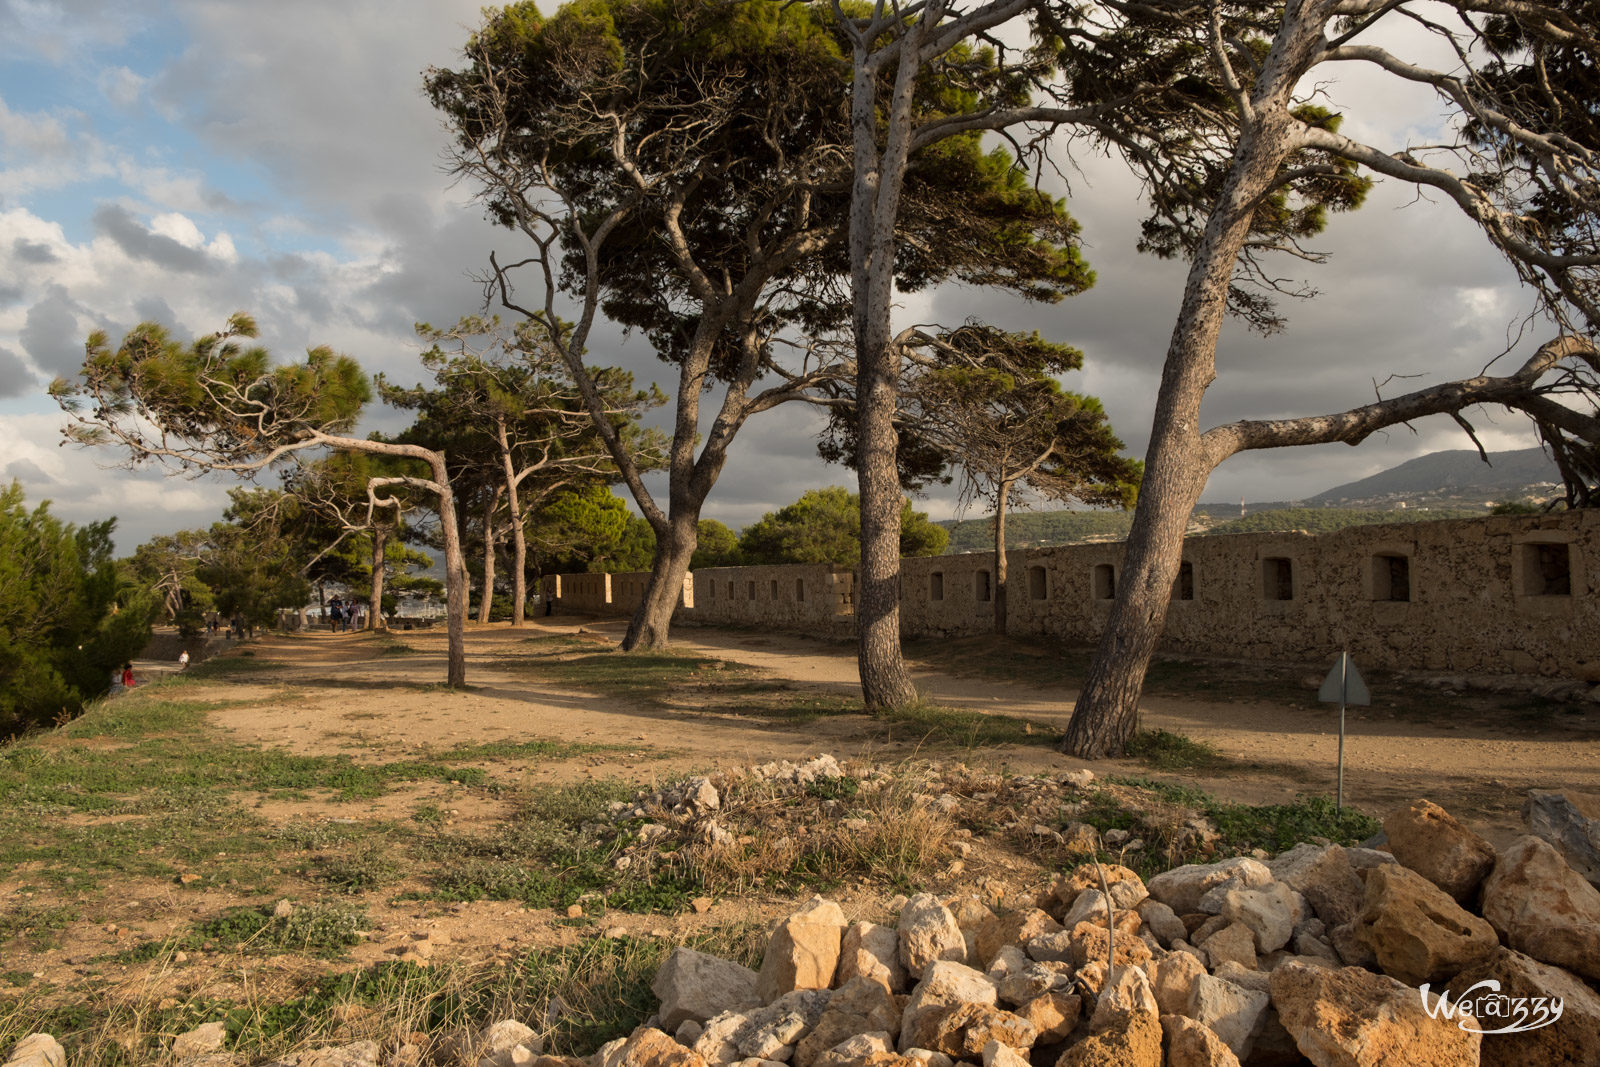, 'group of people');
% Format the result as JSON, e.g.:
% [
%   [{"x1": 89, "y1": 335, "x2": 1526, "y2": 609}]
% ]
[{"x1": 326, "y1": 598, "x2": 364, "y2": 632}]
